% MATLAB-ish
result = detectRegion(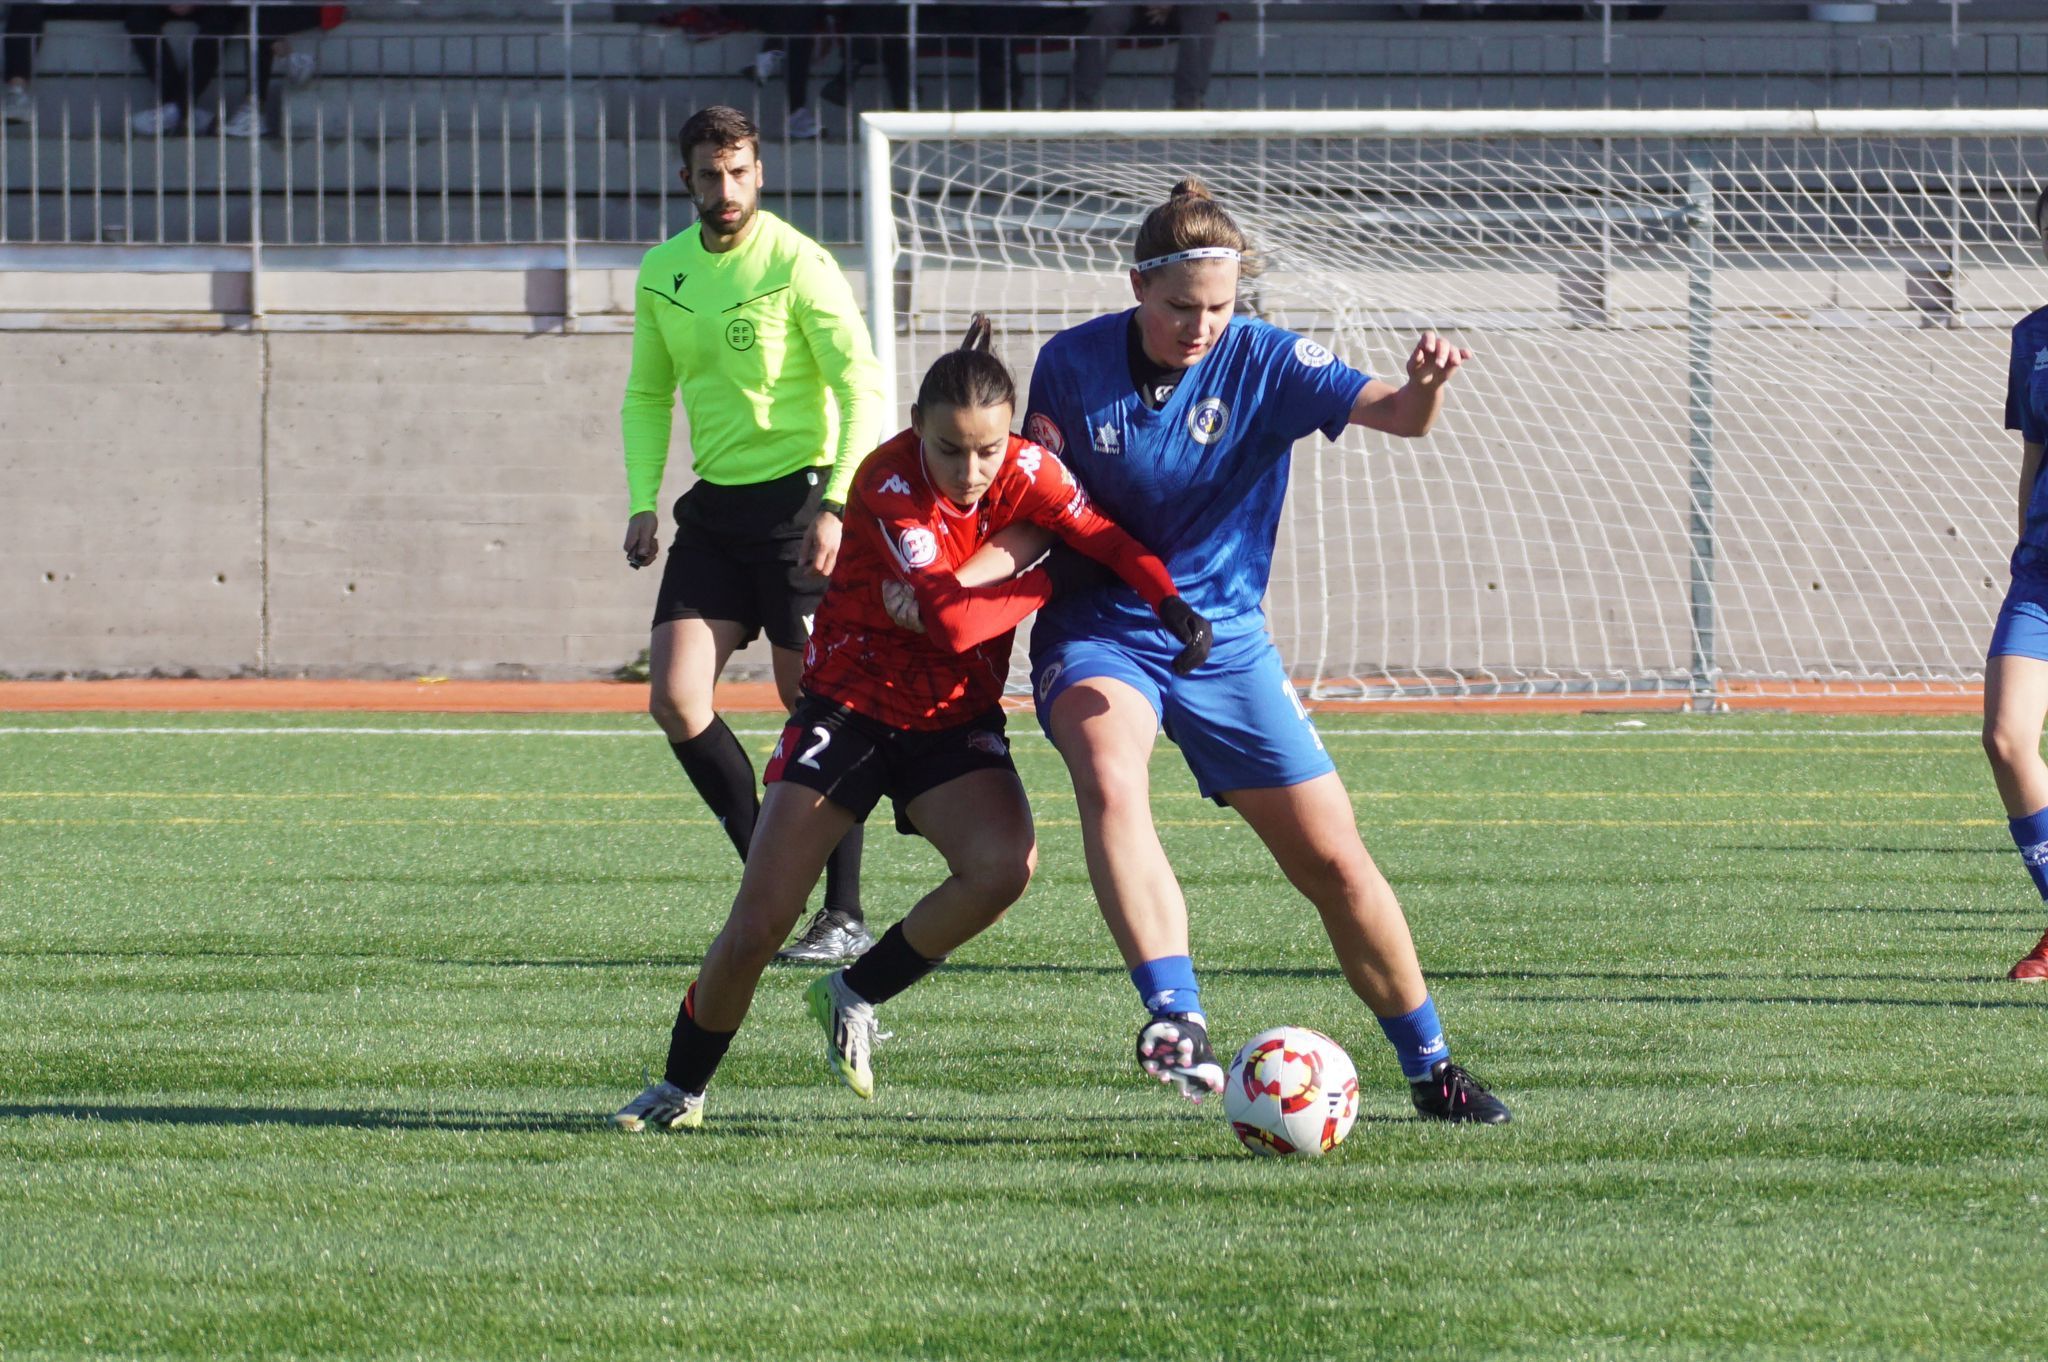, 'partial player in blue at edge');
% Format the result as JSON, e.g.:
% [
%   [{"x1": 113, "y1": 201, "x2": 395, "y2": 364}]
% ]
[
  {"x1": 977, "y1": 177, "x2": 1511, "y2": 1122},
  {"x1": 1984, "y1": 185, "x2": 2048, "y2": 982}
]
